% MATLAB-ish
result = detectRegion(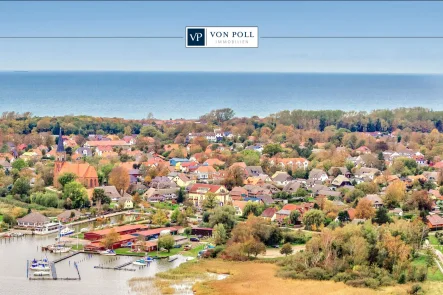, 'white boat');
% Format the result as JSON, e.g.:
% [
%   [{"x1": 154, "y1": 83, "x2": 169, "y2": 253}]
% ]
[
  {"x1": 30, "y1": 263, "x2": 50, "y2": 271},
  {"x1": 33, "y1": 222, "x2": 61, "y2": 235},
  {"x1": 31, "y1": 258, "x2": 49, "y2": 266},
  {"x1": 132, "y1": 257, "x2": 153, "y2": 266},
  {"x1": 100, "y1": 249, "x2": 116, "y2": 256},
  {"x1": 33, "y1": 271, "x2": 51, "y2": 276},
  {"x1": 59, "y1": 227, "x2": 75, "y2": 237},
  {"x1": 80, "y1": 228, "x2": 89, "y2": 233},
  {"x1": 53, "y1": 246, "x2": 71, "y2": 254}
]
